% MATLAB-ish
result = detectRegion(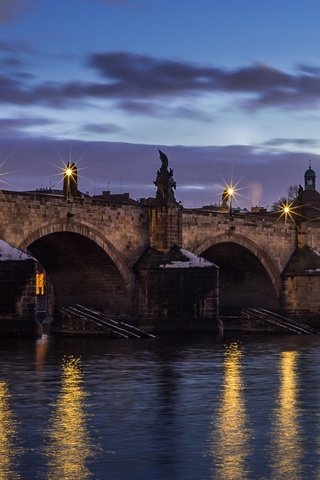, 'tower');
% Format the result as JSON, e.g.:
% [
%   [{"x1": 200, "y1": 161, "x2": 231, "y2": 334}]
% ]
[{"x1": 304, "y1": 165, "x2": 316, "y2": 191}]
